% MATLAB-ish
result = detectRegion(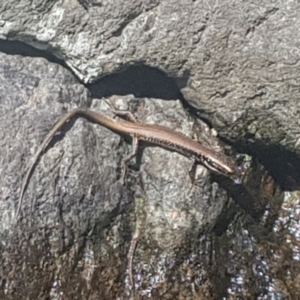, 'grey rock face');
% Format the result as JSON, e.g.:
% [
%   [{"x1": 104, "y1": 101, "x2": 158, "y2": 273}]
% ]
[
  {"x1": 0, "y1": 51, "x2": 232, "y2": 298},
  {"x1": 0, "y1": 0, "x2": 299, "y2": 298},
  {"x1": 1, "y1": 1, "x2": 300, "y2": 171}
]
